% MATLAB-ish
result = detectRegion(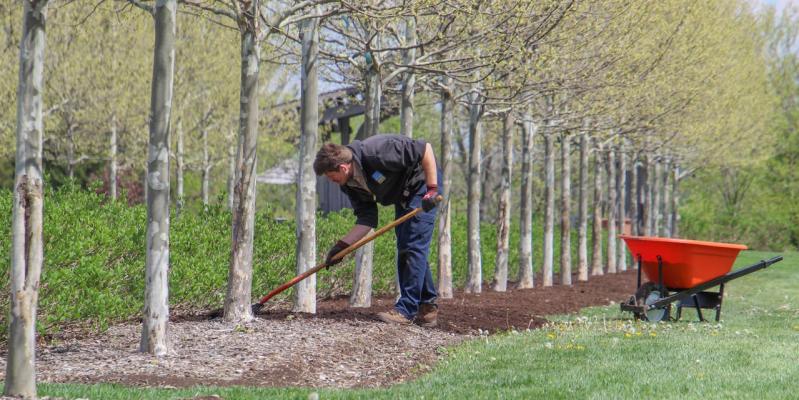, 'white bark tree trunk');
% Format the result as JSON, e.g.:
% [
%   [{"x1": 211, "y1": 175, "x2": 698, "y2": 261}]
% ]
[
  {"x1": 464, "y1": 93, "x2": 483, "y2": 293},
  {"x1": 617, "y1": 140, "x2": 627, "y2": 271},
  {"x1": 560, "y1": 133, "x2": 572, "y2": 285},
  {"x1": 5, "y1": 2, "x2": 48, "y2": 396},
  {"x1": 479, "y1": 152, "x2": 495, "y2": 222},
  {"x1": 225, "y1": 29, "x2": 260, "y2": 323},
  {"x1": 643, "y1": 154, "x2": 653, "y2": 236},
  {"x1": 175, "y1": 118, "x2": 184, "y2": 211},
  {"x1": 517, "y1": 112, "x2": 537, "y2": 289},
  {"x1": 590, "y1": 139, "x2": 604, "y2": 276},
  {"x1": 66, "y1": 118, "x2": 76, "y2": 179},
  {"x1": 201, "y1": 116, "x2": 210, "y2": 207},
  {"x1": 351, "y1": 47, "x2": 381, "y2": 307},
  {"x1": 653, "y1": 156, "x2": 662, "y2": 236},
  {"x1": 294, "y1": 14, "x2": 319, "y2": 314},
  {"x1": 436, "y1": 84, "x2": 454, "y2": 298},
  {"x1": 399, "y1": 17, "x2": 415, "y2": 138},
  {"x1": 350, "y1": 235, "x2": 374, "y2": 307},
  {"x1": 227, "y1": 131, "x2": 235, "y2": 210},
  {"x1": 140, "y1": 0, "x2": 176, "y2": 356},
  {"x1": 577, "y1": 132, "x2": 589, "y2": 281},
  {"x1": 671, "y1": 164, "x2": 681, "y2": 237},
  {"x1": 492, "y1": 111, "x2": 513, "y2": 292},
  {"x1": 630, "y1": 155, "x2": 639, "y2": 236},
  {"x1": 661, "y1": 158, "x2": 671, "y2": 237},
  {"x1": 606, "y1": 146, "x2": 617, "y2": 274},
  {"x1": 542, "y1": 130, "x2": 555, "y2": 286},
  {"x1": 110, "y1": 114, "x2": 118, "y2": 200}
]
